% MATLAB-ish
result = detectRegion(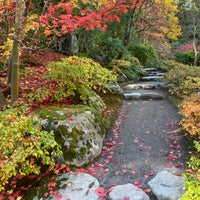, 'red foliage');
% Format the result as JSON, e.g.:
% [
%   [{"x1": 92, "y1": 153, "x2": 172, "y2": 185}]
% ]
[
  {"x1": 0, "y1": 50, "x2": 78, "y2": 112},
  {"x1": 95, "y1": 187, "x2": 107, "y2": 200},
  {"x1": 179, "y1": 44, "x2": 200, "y2": 52},
  {"x1": 40, "y1": 0, "x2": 142, "y2": 36}
]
